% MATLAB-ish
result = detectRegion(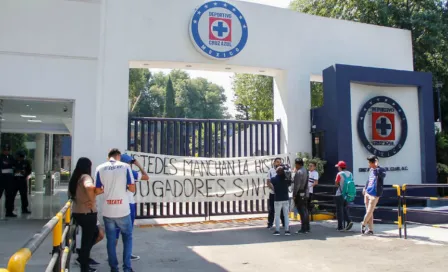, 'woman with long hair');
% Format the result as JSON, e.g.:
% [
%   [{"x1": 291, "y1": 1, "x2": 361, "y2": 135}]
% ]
[{"x1": 69, "y1": 157, "x2": 98, "y2": 272}]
